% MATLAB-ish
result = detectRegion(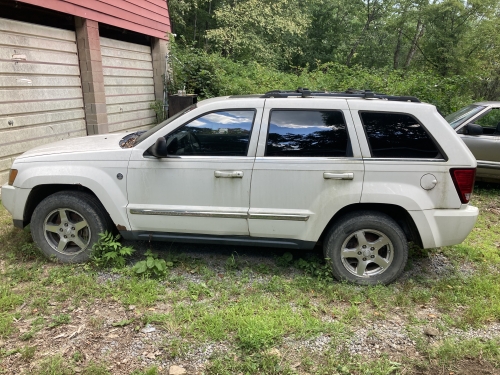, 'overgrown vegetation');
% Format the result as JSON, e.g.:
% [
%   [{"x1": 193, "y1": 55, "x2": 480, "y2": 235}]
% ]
[
  {"x1": 0, "y1": 183, "x2": 499, "y2": 373},
  {"x1": 166, "y1": 0, "x2": 500, "y2": 114}
]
